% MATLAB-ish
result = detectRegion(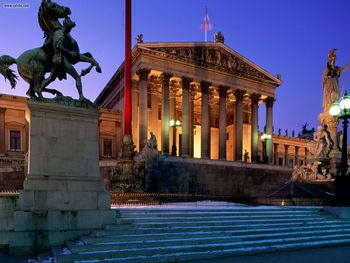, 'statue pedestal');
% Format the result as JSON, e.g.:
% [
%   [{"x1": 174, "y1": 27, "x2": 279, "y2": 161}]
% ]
[
  {"x1": 9, "y1": 101, "x2": 115, "y2": 254},
  {"x1": 110, "y1": 134, "x2": 144, "y2": 192}
]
